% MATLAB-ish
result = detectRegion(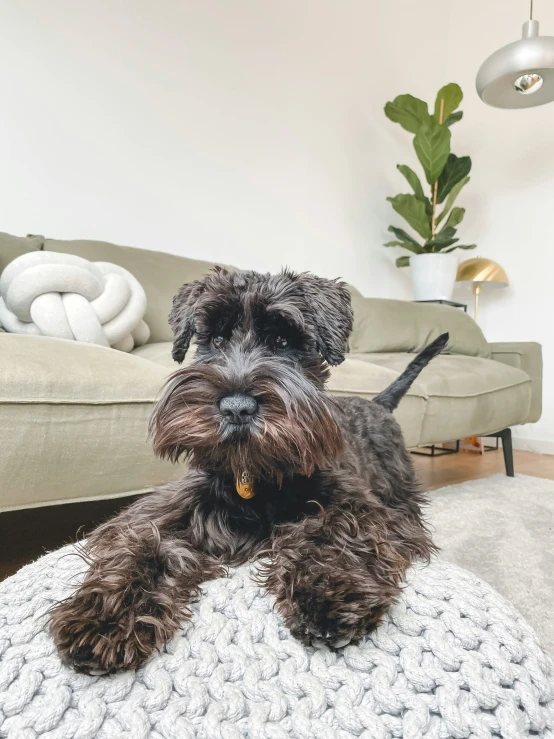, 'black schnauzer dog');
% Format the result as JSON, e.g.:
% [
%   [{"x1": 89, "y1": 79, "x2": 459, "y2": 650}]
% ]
[{"x1": 51, "y1": 267, "x2": 447, "y2": 674}]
